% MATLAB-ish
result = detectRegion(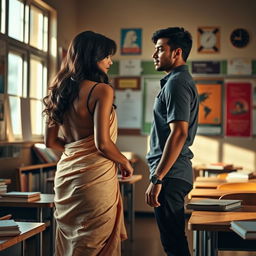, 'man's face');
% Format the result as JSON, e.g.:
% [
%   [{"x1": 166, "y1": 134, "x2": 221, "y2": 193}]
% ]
[{"x1": 152, "y1": 38, "x2": 175, "y2": 73}]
